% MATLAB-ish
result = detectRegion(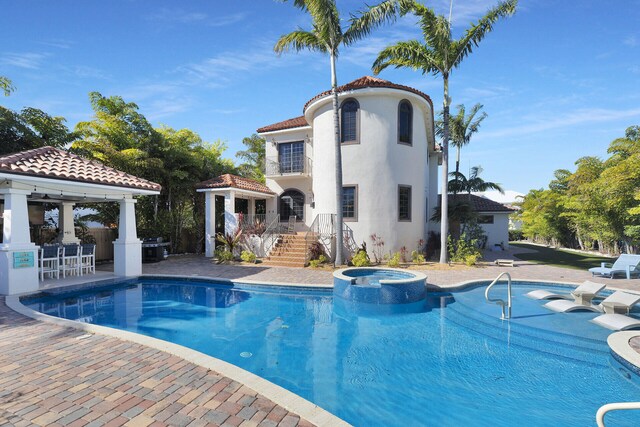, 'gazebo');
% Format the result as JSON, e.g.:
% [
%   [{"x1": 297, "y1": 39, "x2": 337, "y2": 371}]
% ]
[
  {"x1": 0, "y1": 146, "x2": 161, "y2": 295},
  {"x1": 196, "y1": 174, "x2": 275, "y2": 257}
]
